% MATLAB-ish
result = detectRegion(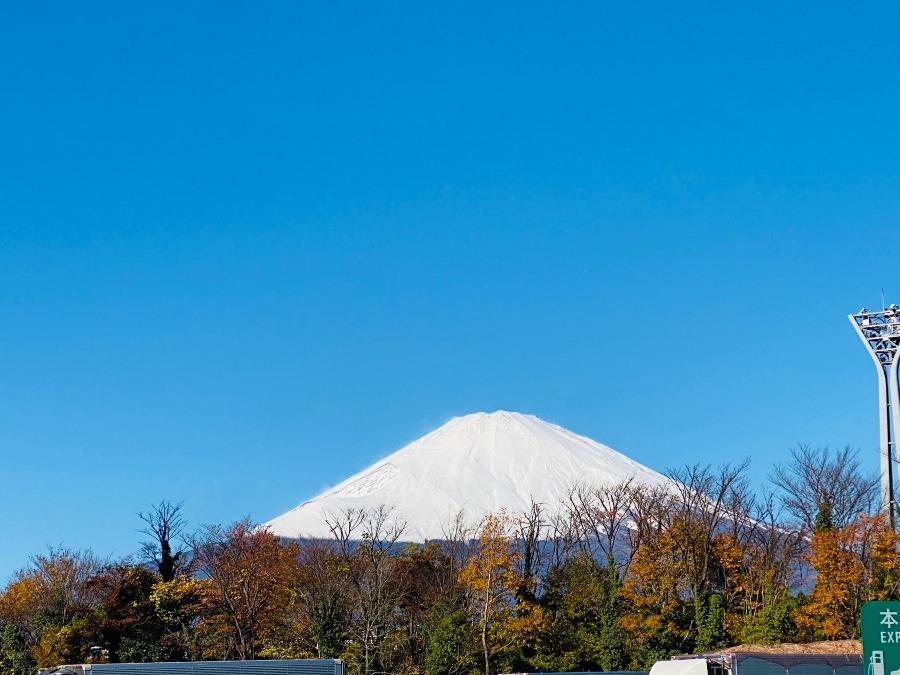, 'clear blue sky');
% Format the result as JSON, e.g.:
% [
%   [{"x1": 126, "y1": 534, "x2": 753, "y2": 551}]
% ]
[{"x1": 2, "y1": 2, "x2": 899, "y2": 581}]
